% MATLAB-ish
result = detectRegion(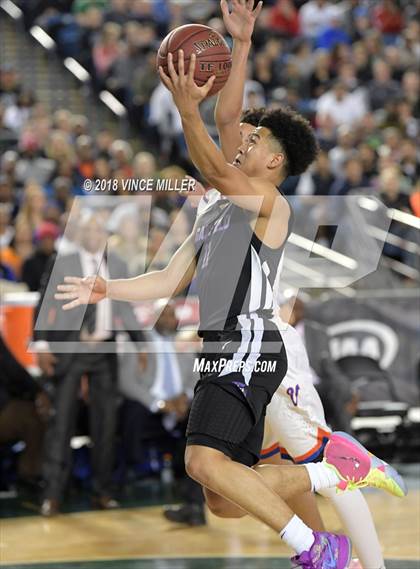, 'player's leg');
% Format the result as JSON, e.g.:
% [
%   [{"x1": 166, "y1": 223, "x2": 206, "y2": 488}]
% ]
[
  {"x1": 261, "y1": 324, "x2": 398, "y2": 566},
  {"x1": 204, "y1": 487, "x2": 247, "y2": 518},
  {"x1": 203, "y1": 454, "x2": 324, "y2": 528},
  {"x1": 185, "y1": 441, "x2": 356, "y2": 568},
  {"x1": 187, "y1": 356, "x2": 403, "y2": 564},
  {"x1": 186, "y1": 383, "x2": 350, "y2": 562},
  {"x1": 185, "y1": 443, "x2": 313, "y2": 530},
  {"x1": 259, "y1": 453, "x2": 325, "y2": 531},
  {"x1": 319, "y1": 488, "x2": 386, "y2": 569},
  {"x1": 260, "y1": 401, "x2": 326, "y2": 532}
]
